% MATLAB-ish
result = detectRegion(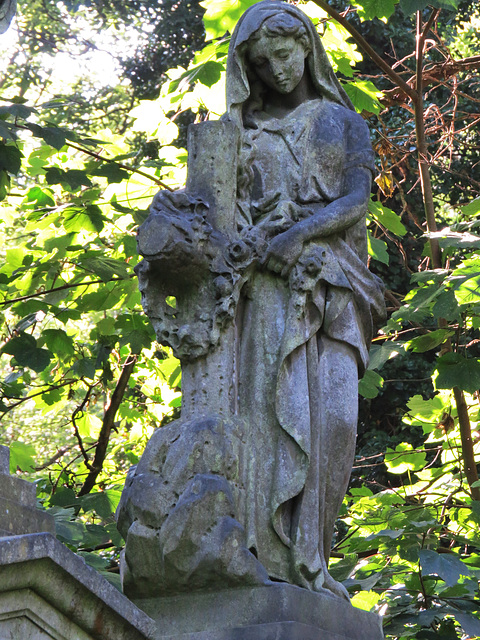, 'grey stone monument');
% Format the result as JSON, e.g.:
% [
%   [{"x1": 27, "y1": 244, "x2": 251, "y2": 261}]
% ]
[
  {"x1": 0, "y1": 445, "x2": 155, "y2": 640},
  {"x1": 118, "y1": 2, "x2": 386, "y2": 638}
]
